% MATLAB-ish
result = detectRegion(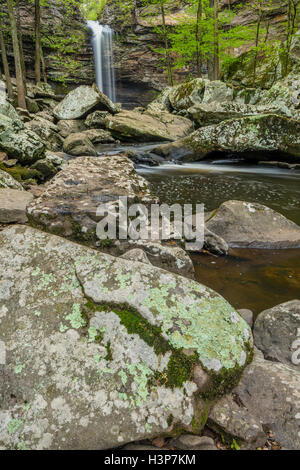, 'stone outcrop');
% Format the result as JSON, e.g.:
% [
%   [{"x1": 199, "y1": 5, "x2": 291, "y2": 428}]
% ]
[
  {"x1": 152, "y1": 115, "x2": 300, "y2": 162},
  {"x1": 0, "y1": 224, "x2": 252, "y2": 450}
]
